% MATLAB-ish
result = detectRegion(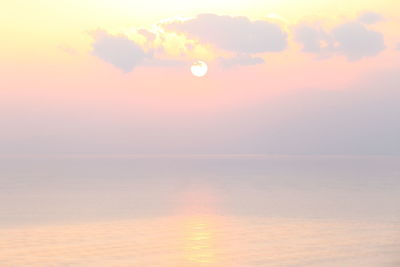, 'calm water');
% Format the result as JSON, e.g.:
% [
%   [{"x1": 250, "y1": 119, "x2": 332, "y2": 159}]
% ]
[{"x1": 1, "y1": 155, "x2": 399, "y2": 266}]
